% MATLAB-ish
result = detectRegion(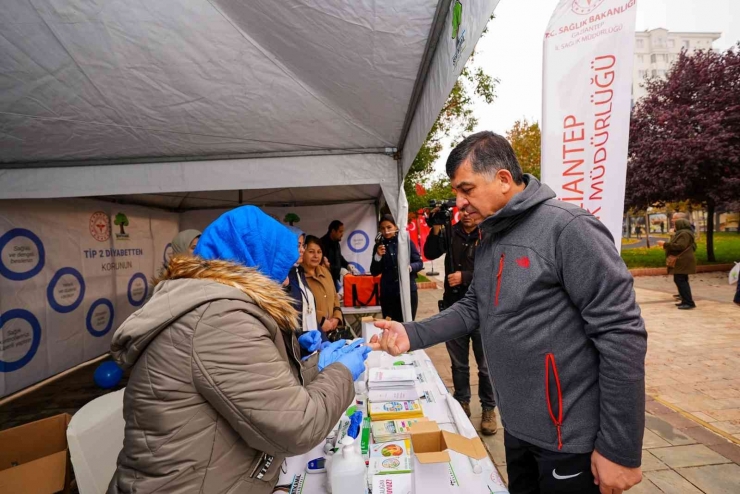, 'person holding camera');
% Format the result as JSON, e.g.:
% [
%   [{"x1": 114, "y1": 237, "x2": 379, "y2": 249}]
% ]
[
  {"x1": 370, "y1": 214, "x2": 424, "y2": 321},
  {"x1": 424, "y1": 208, "x2": 497, "y2": 435}
]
